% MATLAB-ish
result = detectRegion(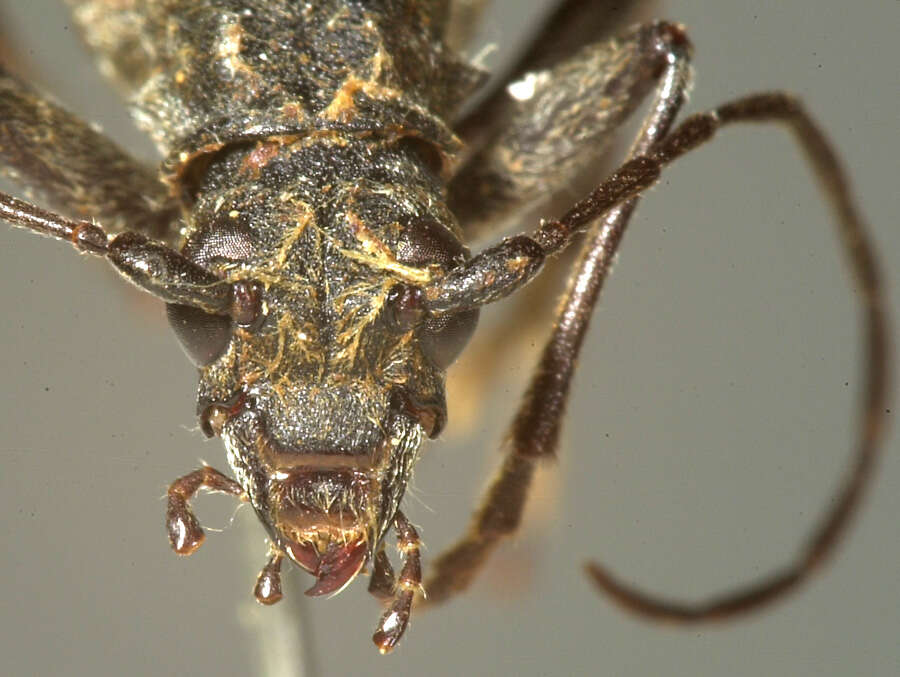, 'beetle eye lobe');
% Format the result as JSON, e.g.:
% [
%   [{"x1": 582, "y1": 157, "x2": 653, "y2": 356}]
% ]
[
  {"x1": 182, "y1": 218, "x2": 255, "y2": 267},
  {"x1": 396, "y1": 217, "x2": 467, "y2": 269},
  {"x1": 385, "y1": 283, "x2": 426, "y2": 333},
  {"x1": 231, "y1": 279, "x2": 265, "y2": 329},
  {"x1": 420, "y1": 308, "x2": 479, "y2": 369},
  {"x1": 166, "y1": 303, "x2": 233, "y2": 366}
]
